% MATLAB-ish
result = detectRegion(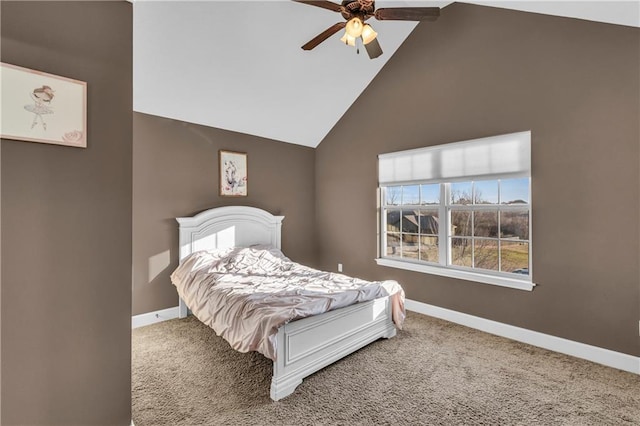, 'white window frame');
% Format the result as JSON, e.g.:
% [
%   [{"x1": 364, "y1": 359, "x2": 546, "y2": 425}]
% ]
[{"x1": 375, "y1": 131, "x2": 535, "y2": 291}]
